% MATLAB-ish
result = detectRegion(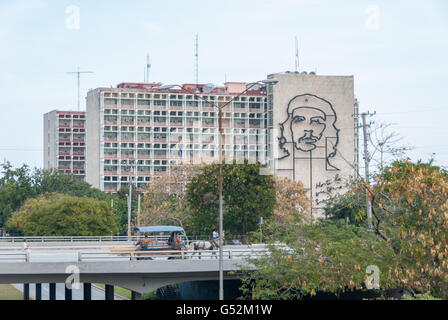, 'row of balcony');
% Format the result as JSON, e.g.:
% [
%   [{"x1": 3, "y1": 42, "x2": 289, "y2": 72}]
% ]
[{"x1": 58, "y1": 167, "x2": 85, "y2": 171}]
